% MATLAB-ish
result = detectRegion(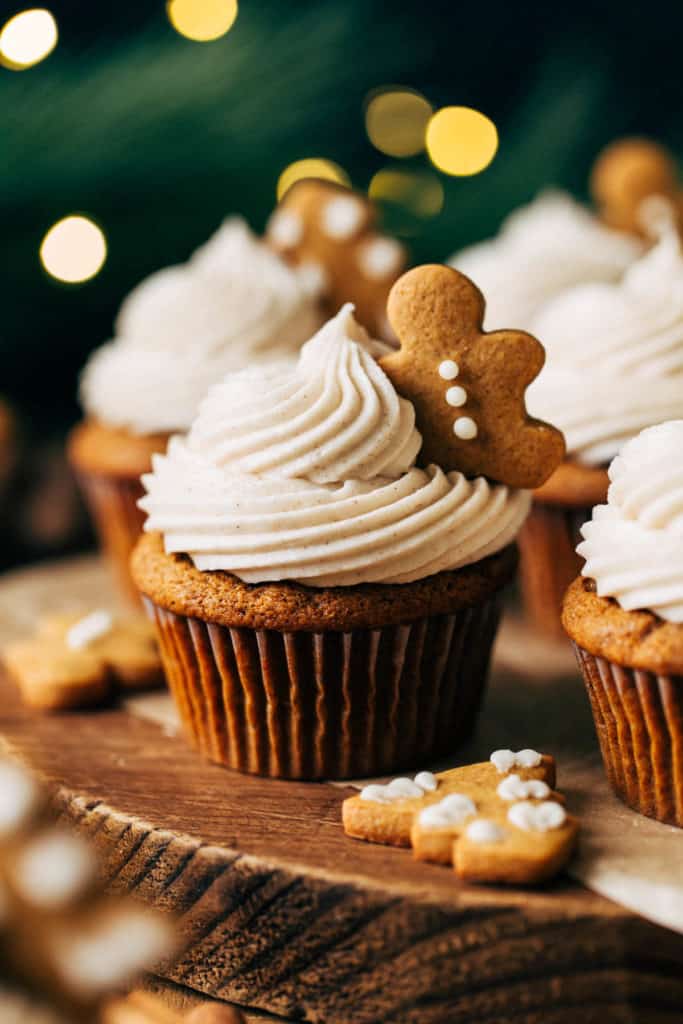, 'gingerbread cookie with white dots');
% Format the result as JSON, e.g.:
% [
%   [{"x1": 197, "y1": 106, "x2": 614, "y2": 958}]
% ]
[
  {"x1": 266, "y1": 178, "x2": 407, "y2": 338},
  {"x1": 379, "y1": 264, "x2": 566, "y2": 489}
]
